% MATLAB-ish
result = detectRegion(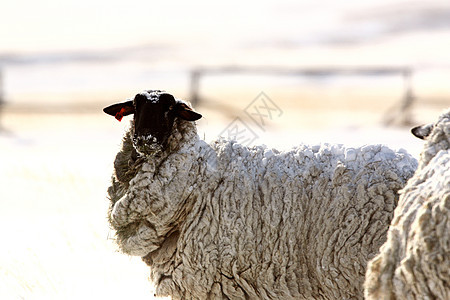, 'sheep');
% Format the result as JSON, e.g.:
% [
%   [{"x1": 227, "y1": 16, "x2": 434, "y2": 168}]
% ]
[
  {"x1": 104, "y1": 90, "x2": 417, "y2": 299},
  {"x1": 364, "y1": 109, "x2": 450, "y2": 300}
]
